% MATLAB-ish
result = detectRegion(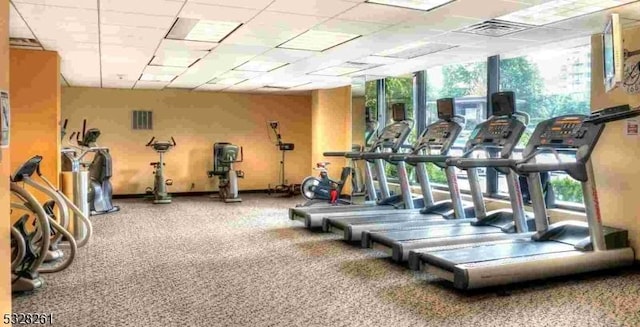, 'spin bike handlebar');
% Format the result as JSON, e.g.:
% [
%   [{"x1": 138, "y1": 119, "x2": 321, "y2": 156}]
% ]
[{"x1": 145, "y1": 137, "x2": 156, "y2": 147}]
